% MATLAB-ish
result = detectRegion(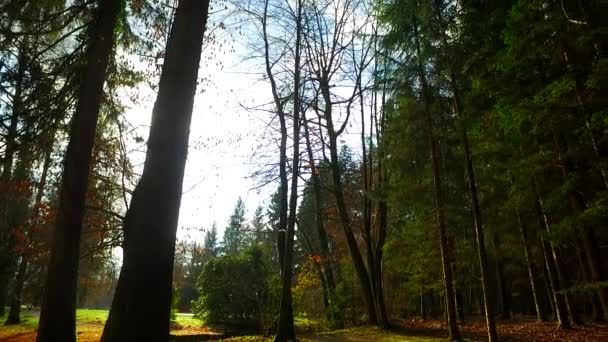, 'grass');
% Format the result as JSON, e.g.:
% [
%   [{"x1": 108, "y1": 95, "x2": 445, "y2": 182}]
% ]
[
  {"x1": 1, "y1": 311, "x2": 454, "y2": 341},
  {"x1": 75, "y1": 309, "x2": 109, "y2": 324},
  {"x1": 311, "y1": 326, "x2": 446, "y2": 342},
  {"x1": 0, "y1": 310, "x2": 40, "y2": 339},
  {"x1": 294, "y1": 315, "x2": 328, "y2": 332},
  {"x1": 0, "y1": 308, "x2": 211, "y2": 340}
]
